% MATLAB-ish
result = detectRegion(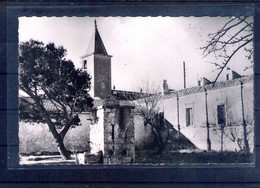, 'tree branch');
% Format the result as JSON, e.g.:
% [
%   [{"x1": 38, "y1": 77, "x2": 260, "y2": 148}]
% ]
[{"x1": 213, "y1": 39, "x2": 252, "y2": 84}]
